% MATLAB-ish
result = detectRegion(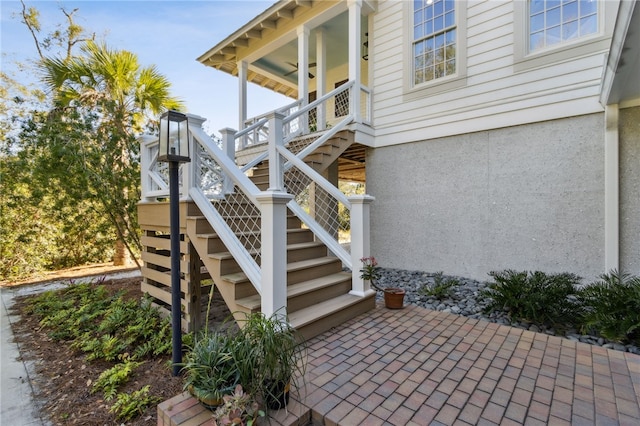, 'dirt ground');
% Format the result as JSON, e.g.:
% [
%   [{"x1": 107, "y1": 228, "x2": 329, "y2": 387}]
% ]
[{"x1": 7, "y1": 265, "x2": 232, "y2": 426}]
